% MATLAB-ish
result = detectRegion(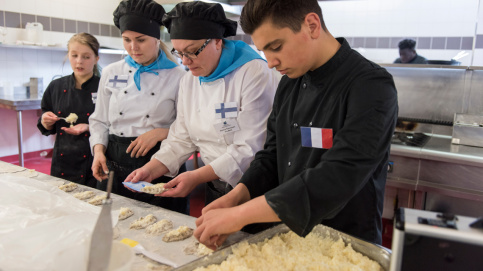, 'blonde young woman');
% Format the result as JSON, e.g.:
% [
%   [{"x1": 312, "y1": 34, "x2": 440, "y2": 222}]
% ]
[
  {"x1": 89, "y1": 0, "x2": 188, "y2": 213},
  {"x1": 38, "y1": 32, "x2": 100, "y2": 188}
]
